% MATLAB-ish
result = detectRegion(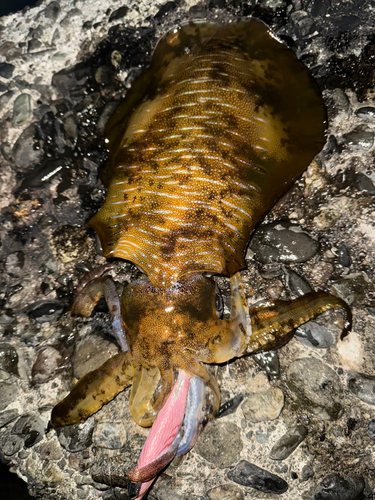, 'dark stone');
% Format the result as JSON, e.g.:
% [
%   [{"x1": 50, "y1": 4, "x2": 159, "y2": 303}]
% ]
[
  {"x1": 40, "y1": 110, "x2": 65, "y2": 153},
  {"x1": 51, "y1": 63, "x2": 92, "y2": 99},
  {"x1": 0, "y1": 382, "x2": 18, "y2": 412},
  {"x1": 367, "y1": 419, "x2": 375, "y2": 441},
  {"x1": 354, "y1": 173, "x2": 375, "y2": 194},
  {"x1": 338, "y1": 243, "x2": 352, "y2": 267},
  {"x1": 154, "y1": 1, "x2": 177, "y2": 19},
  {"x1": 17, "y1": 156, "x2": 70, "y2": 191},
  {"x1": 331, "y1": 273, "x2": 369, "y2": 305},
  {"x1": 347, "y1": 371, "x2": 375, "y2": 405},
  {"x1": 301, "y1": 464, "x2": 314, "y2": 481},
  {"x1": 286, "y1": 358, "x2": 343, "y2": 420},
  {"x1": 28, "y1": 38, "x2": 42, "y2": 52},
  {"x1": 252, "y1": 350, "x2": 280, "y2": 380},
  {"x1": 109, "y1": 6, "x2": 129, "y2": 22},
  {"x1": 227, "y1": 460, "x2": 288, "y2": 494},
  {"x1": 217, "y1": 395, "x2": 244, "y2": 419},
  {"x1": 269, "y1": 425, "x2": 308, "y2": 460},
  {"x1": 356, "y1": 106, "x2": 375, "y2": 120},
  {"x1": 325, "y1": 135, "x2": 342, "y2": 156},
  {"x1": 290, "y1": 10, "x2": 315, "y2": 39},
  {"x1": 5, "y1": 251, "x2": 26, "y2": 278},
  {"x1": 55, "y1": 418, "x2": 95, "y2": 452},
  {"x1": 0, "y1": 62, "x2": 15, "y2": 79},
  {"x1": 314, "y1": 473, "x2": 366, "y2": 500},
  {"x1": 295, "y1": 321, "x2": 334, "y2": 349},
  {"x1": 12, "y1": 93, "x2": 32, "y2": 126},
  {"x1": 284, "y1": 269, "x2": 312, "y2": 296},
  {"x1": 27, "y1": 300, "x2": 64, "y2": 323},
  {"x1": 12, "y1": 123, "x2": 44, "y2": 170},
  {"x1": 0, "y1": 343, "x2": 19, "y2": 376},
  {"x1": 32, "y1": 346, "x2": 65, "y2": 384},
  {"x1": 44, "y1": 1, "x2": 60, "y2": 19},
  {"x1": 12, "y1": 413, "x2": 46, "y2": 447},
  {"x1": 0, "y1": 409, "x2": 19, "y2": 429},
  {"x1": 250, "y1": 221, "x2": 318, "y2": 264},
  {"x1": 344, "y1": 126, "x2": 374, "y2": 151}
]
